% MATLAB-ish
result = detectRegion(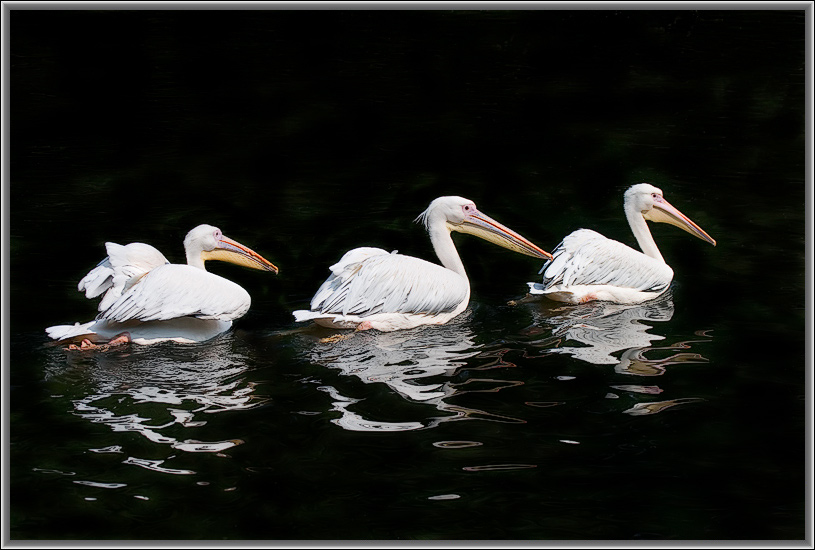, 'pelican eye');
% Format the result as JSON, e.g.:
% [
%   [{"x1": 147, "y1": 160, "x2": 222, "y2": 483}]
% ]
[{"x1": 214, "y1": 229, "x2": 222, "y2": 240}]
